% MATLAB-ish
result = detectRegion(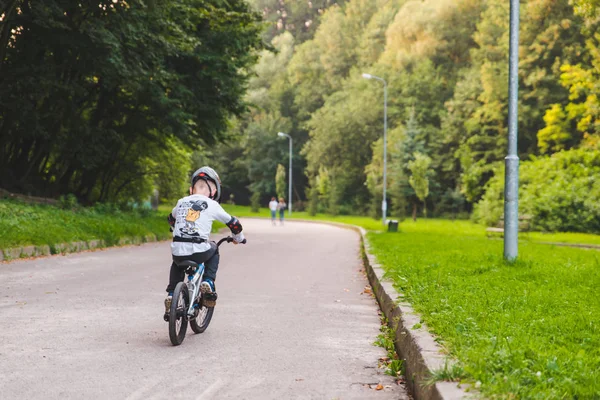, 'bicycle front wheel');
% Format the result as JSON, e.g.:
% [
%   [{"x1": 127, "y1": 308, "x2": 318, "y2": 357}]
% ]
[{"x1": 168, "y1": 282, "x2": 189, "y2": 346}]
